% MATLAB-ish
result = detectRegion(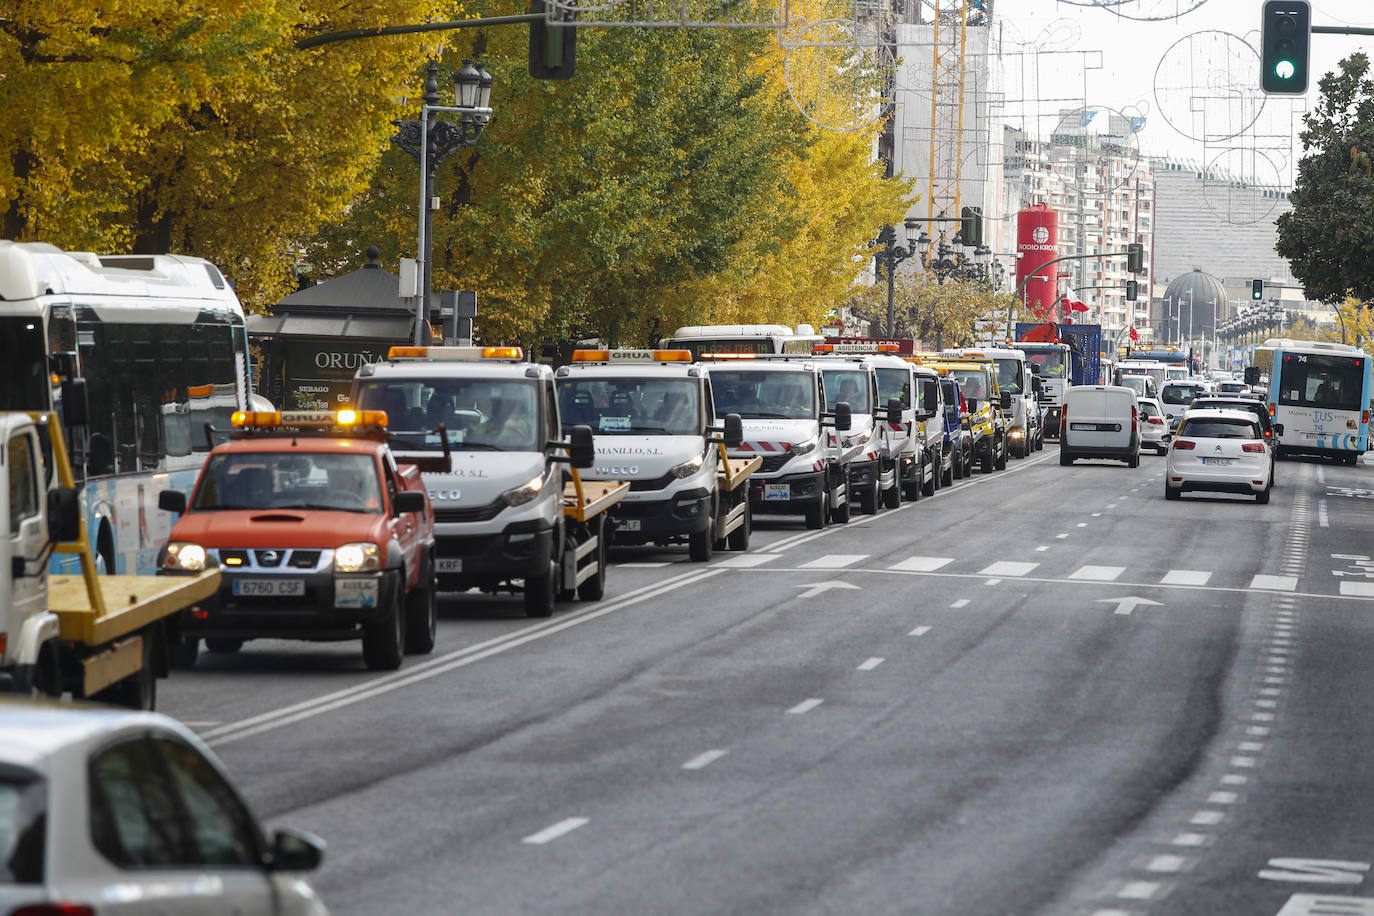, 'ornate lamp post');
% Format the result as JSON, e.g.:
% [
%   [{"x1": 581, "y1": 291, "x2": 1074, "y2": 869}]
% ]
[
  {"x1": 873, "y1": 218, "x2": 923, "y2": 336},
  {"x1": 392, "y1": 59, "x2": 494, "y2": 344}
]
